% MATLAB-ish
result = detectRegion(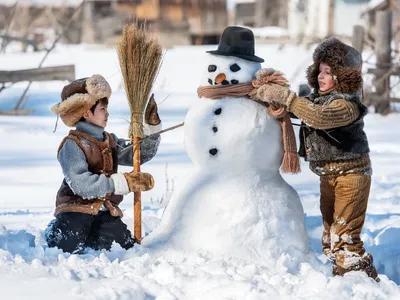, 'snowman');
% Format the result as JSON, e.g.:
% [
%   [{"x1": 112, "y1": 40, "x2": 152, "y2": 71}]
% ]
[{"x1": 144, "y1": 26, "x2": 308, "y2": 260}]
